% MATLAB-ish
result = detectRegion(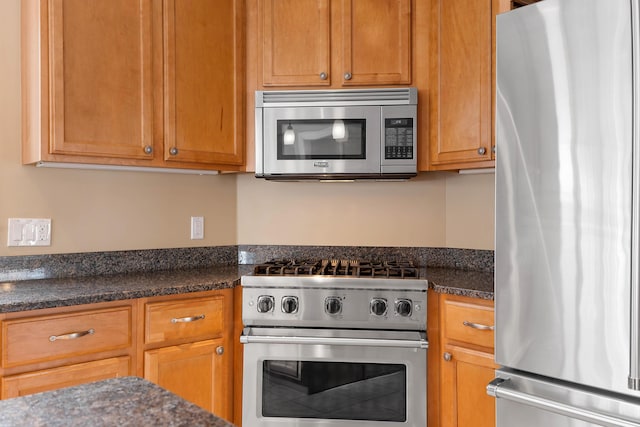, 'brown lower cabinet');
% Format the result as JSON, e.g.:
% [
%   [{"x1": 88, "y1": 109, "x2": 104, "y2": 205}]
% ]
[
  {"x1": 0, "y1": 289, "x2": 234, "y2": 424},
  {"x1": 438, "y1": 293, "x2": 497, "y2": 427},
  {"x1": 0, "y1": 301, "x2": 137, "y2": 398},
  {"x1": 140, "y1": 292, "x2": 233, "y2": 421}
]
